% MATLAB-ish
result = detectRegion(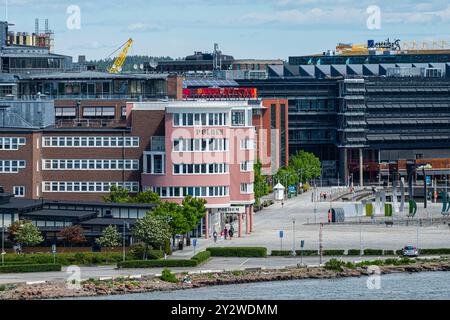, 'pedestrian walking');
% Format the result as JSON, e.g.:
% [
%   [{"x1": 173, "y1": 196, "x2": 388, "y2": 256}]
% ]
[
  {"x1": 224, "y1": 227, "x2": 228, "y2": 240},
  {"x1": 213, "y1": 231, "x2": 218, "y2": 243},
  {"x1": 228, "y1": 228, "x2": 234, "y2": 240}
]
